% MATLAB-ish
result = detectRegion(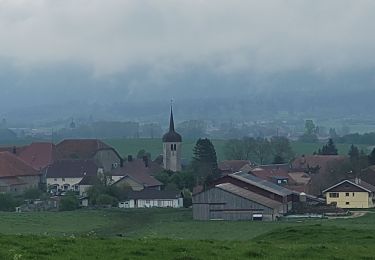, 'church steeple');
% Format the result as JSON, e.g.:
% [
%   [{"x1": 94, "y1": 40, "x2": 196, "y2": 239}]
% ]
[
  {"x1": 162, "y1": 102, "x2": 182, "y2": 143},
  {"x1": 162, "y1": 101, "x2": 182, "y2": 172},
  {"x1": 169, "y1": 104, "x2": 175, "y2": 132}
]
